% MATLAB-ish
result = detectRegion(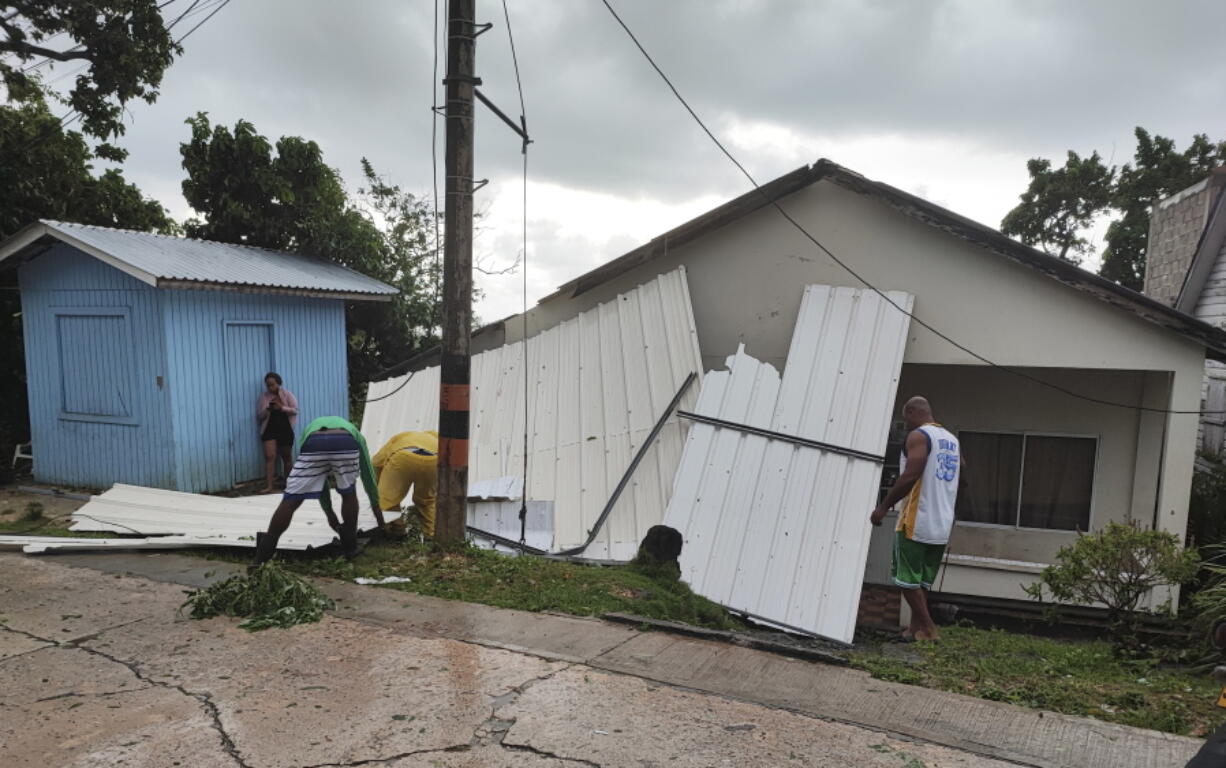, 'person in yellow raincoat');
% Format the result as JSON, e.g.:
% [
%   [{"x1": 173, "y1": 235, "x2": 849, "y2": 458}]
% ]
[{"x1": 372, "y1": 430, "x2": 439, "y2": 538}]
